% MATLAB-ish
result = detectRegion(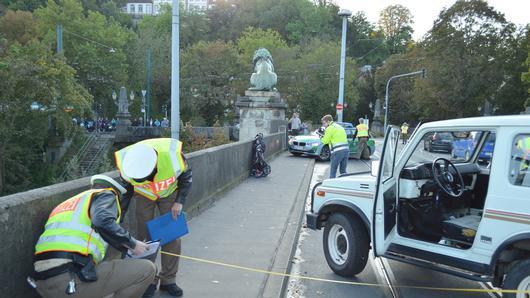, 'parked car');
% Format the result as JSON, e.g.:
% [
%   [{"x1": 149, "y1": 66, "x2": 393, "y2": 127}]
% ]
[
  {"x1": 424, "y1": 132, "x2": 453, "y2": 153},
  {"x1": 452, "y1": 132, "x2": 495, "y2": 161},
  {"x1": 306, "y1": 115, "x2": 530, "y2": 297},
  {"x1": 288, "y1": 122, "x2": 375, "y2": 161}
]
